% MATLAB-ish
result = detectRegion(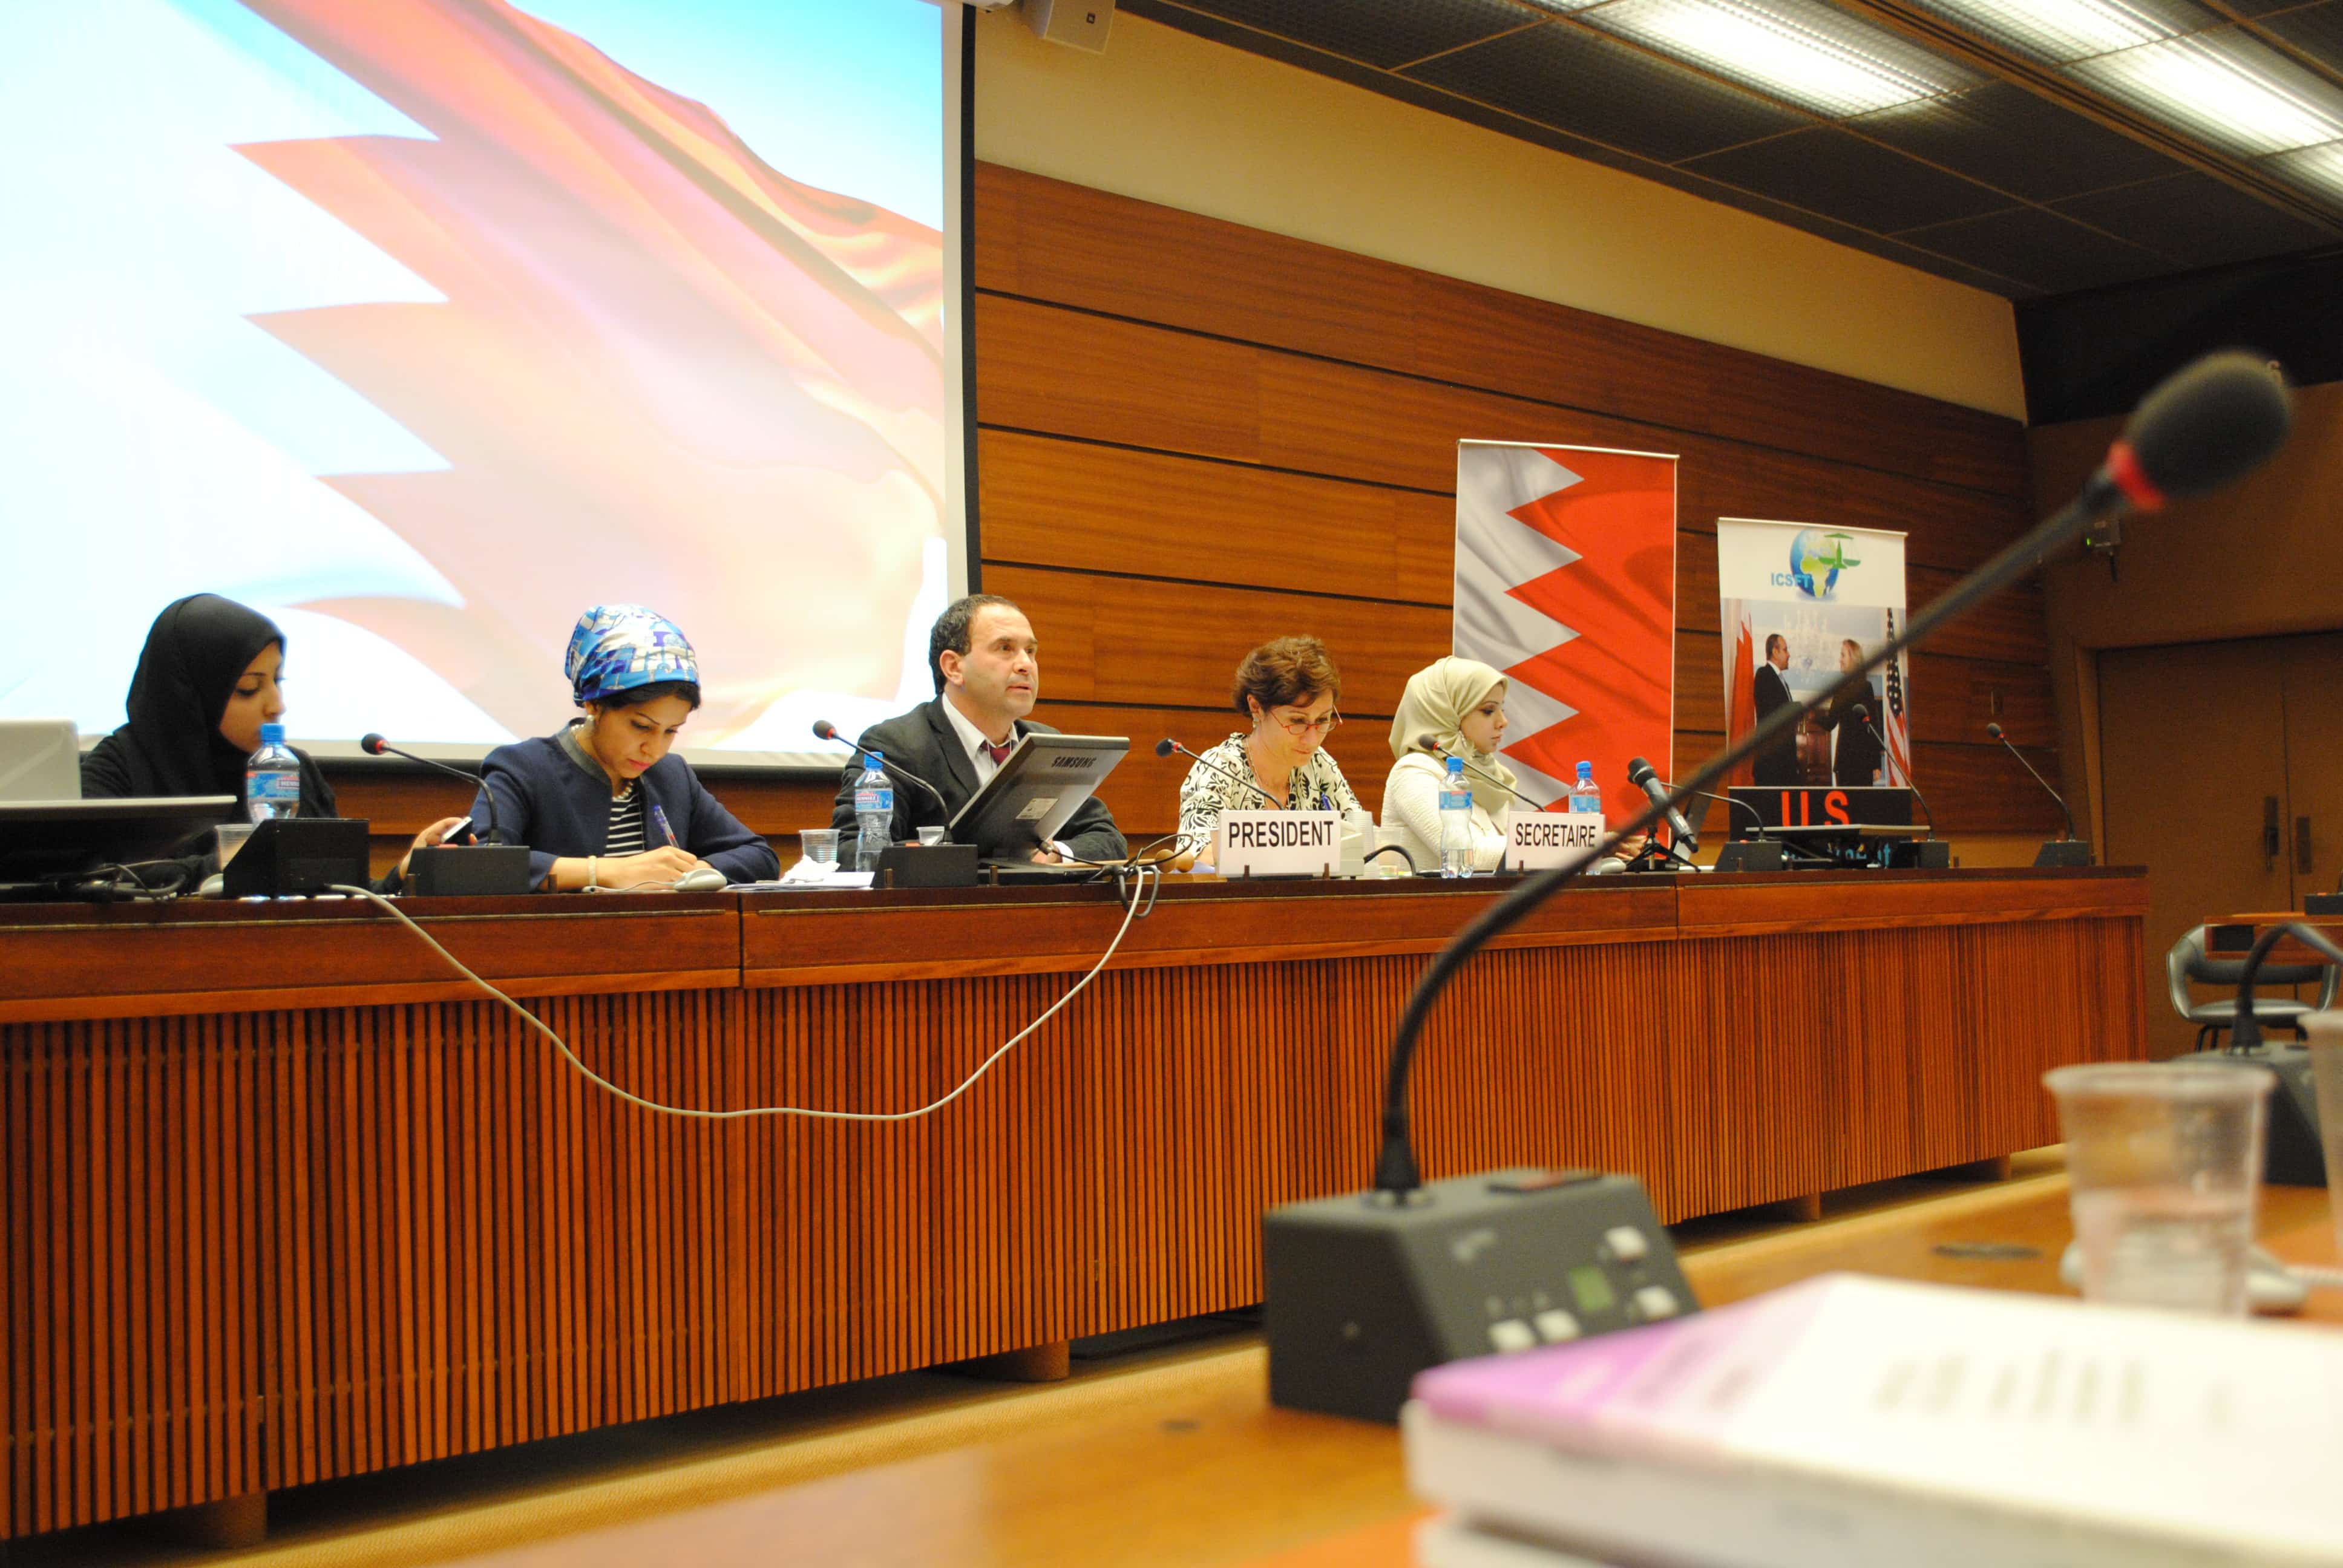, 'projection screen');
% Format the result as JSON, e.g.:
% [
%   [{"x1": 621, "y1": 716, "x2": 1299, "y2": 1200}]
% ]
[{"x1": 5, "y1": 0, "x2": 968, "y2": 769}]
